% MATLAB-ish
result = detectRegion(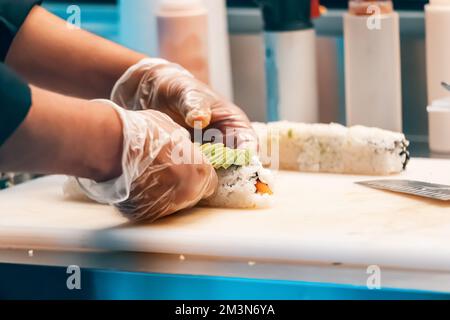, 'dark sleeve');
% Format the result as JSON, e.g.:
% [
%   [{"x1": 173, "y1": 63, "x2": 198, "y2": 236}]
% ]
[
  {"x1": 0, "y1": 63, "x2": 31, "y2": 146},
  {"x1": 0, "y1": 0, "x2": 43, "y2": 61},
  {"x1": 0, "y1": 0, "x2": 41, "y2": 146}
]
